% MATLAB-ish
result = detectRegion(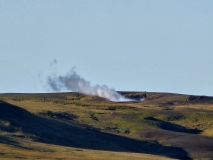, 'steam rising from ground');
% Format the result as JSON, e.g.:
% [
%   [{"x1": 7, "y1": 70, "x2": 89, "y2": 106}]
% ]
[{"x1": 47, "y1": 70, "x2": 134, "y2": 102}]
